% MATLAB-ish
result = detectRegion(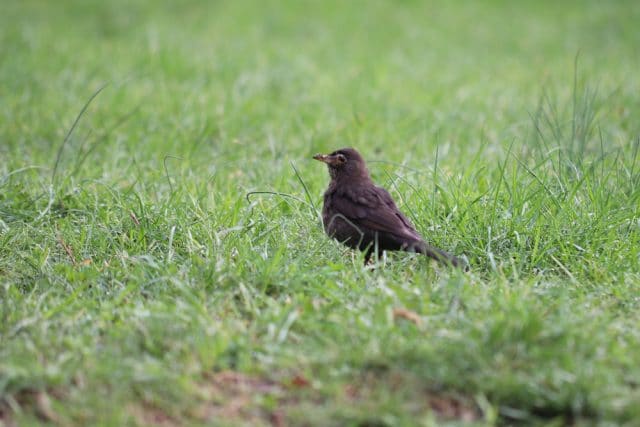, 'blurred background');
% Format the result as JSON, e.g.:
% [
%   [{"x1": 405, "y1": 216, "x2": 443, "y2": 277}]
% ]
[{"x1": 3, "y1": 0, "x2": 639, "y2": 182}]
